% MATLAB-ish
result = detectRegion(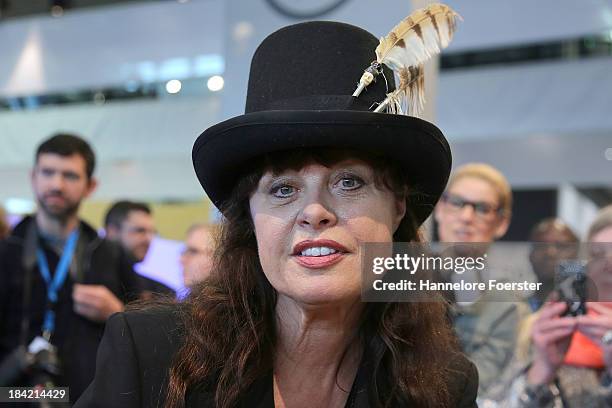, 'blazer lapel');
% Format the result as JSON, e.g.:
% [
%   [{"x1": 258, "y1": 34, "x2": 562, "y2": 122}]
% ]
[{"x1": 345, "y1": 344, "x2": 376, "y2": 408}]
